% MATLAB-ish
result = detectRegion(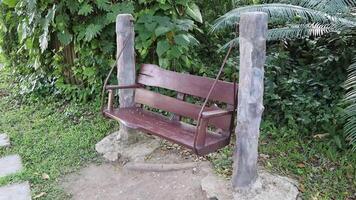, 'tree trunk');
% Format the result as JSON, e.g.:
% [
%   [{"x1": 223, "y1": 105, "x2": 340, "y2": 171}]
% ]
[{"x1": 232, "y1": 12, "x2": 268, "y2": 189}]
